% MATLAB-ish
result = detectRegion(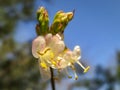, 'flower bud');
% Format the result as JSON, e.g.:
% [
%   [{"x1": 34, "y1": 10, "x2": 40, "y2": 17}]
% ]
[
  {"x1": 36, "y1": 7, "x2": 49, "y2": 35},
  {"x1": 50, "y1": 10, "x2": 74, "y2": 35},
  {"x1": 66, "y1": 11, "x2": 74, "y2": 21}
]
